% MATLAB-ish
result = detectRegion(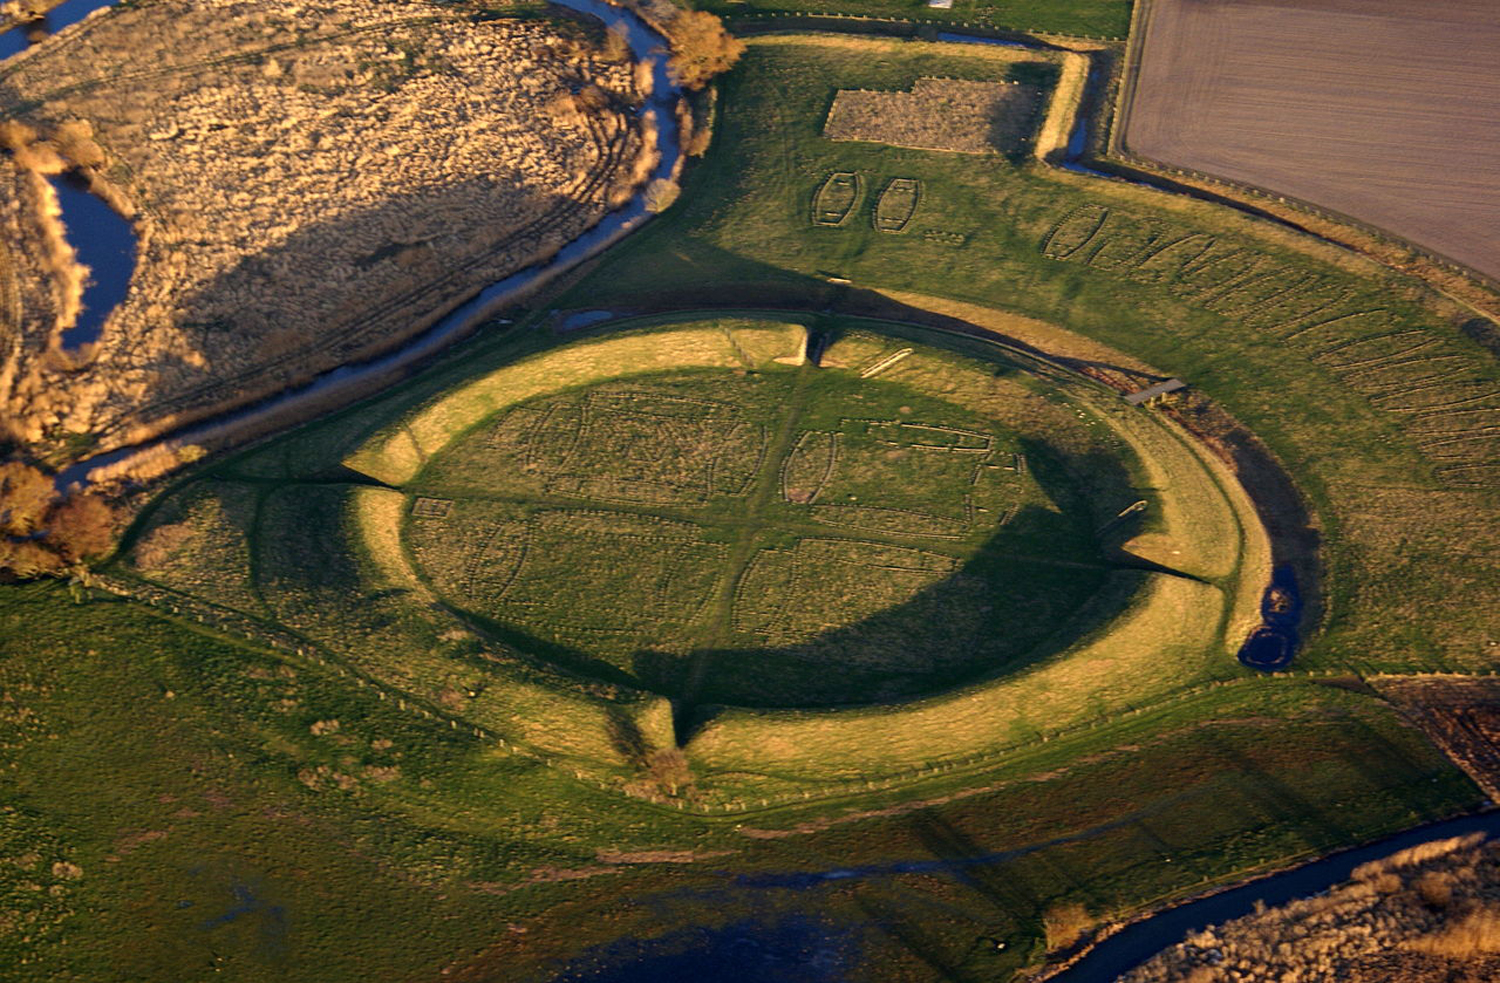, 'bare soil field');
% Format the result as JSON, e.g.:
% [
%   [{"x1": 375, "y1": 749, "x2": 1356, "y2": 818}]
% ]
[
  {"x1": 1125, "y1": 0, "x2": 1500, "y2": 283},
  {"x1": 0, "y1": 0, "x2": 651, "y2": 454},
  {"x1": 1375, "y1": 677, "x2": 1500, "y2": 801}
]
